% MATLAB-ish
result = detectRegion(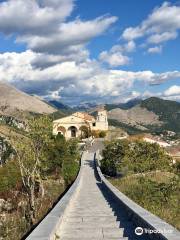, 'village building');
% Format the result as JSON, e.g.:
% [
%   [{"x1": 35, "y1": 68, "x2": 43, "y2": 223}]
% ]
[
  {"x1": 143, "y1": 136, "x2": 171, "y2": 147},
  {"x1": 53, "y1": 109, "x2": 108, "y2": 139}
]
